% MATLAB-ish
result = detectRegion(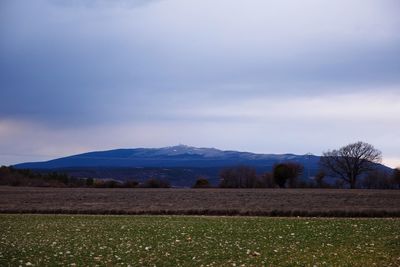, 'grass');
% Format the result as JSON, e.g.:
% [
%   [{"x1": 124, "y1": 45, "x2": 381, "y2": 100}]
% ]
[{"x1": 0, "y1": 215, "x2": 399, "y2": 266}]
